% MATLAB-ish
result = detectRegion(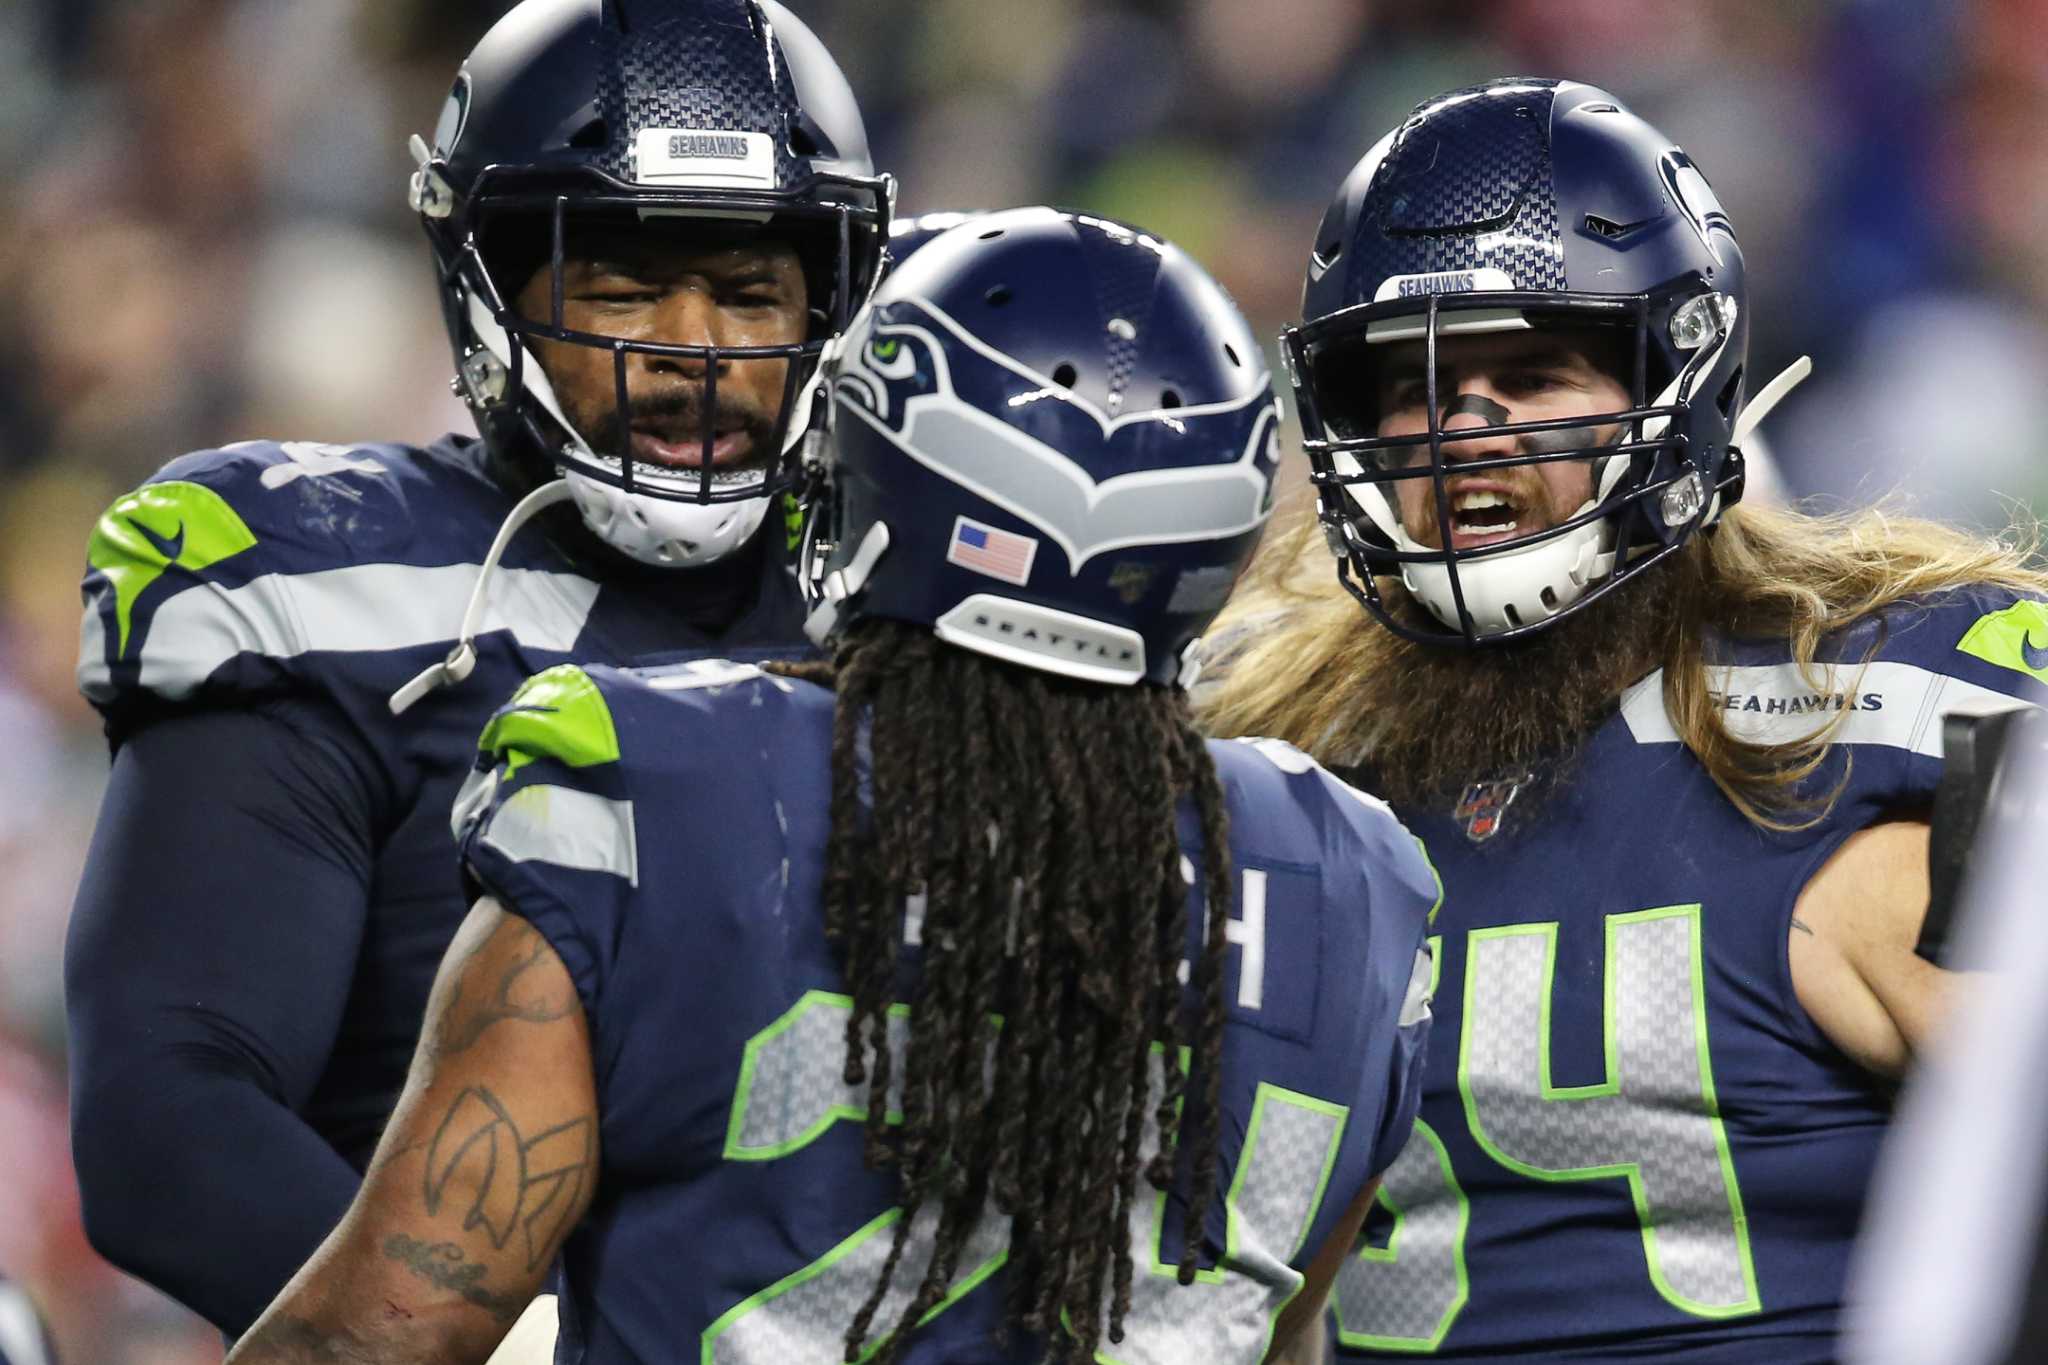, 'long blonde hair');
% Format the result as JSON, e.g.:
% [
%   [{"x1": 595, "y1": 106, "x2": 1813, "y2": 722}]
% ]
[{"x1": 1199, "y1": 497, "x2": 2048, "y2": 829}]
